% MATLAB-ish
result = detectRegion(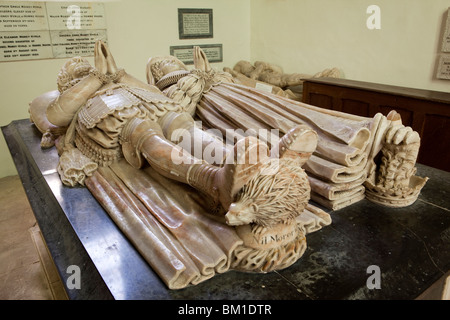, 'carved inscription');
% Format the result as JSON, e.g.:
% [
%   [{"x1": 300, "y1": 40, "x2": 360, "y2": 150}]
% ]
[
  {"x1": 437, "y1": 55, "x2": 450, "y2": 80},
  {"x1": 236, "y1": 223, "x2": 299, "y2": 250},
  {"x1": 257, "y1": 229, "x2": 296, "y2": 247},
  {"x1": 182, "y1": 13, "x2": 210, "y2": 35},
  {"x1": 0, "y1": 1, "x2": 106, "y2": 61},
  {"x1": 442, "y1": 8, "x2": 450, "y2": 52},
  {"x1": 178, "y1": 8, "x2": 213, "y2": 39}
]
